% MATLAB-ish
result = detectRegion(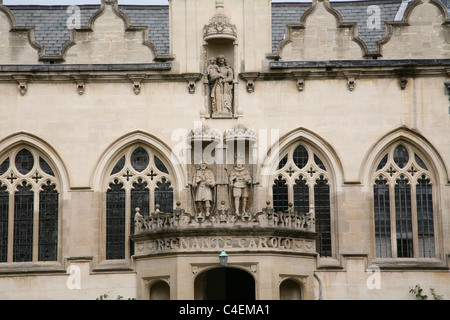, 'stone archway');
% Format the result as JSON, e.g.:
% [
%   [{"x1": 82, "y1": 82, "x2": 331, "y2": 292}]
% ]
[{"x1": 194, "y1": 267, "x2": 255, "y2": 300}]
